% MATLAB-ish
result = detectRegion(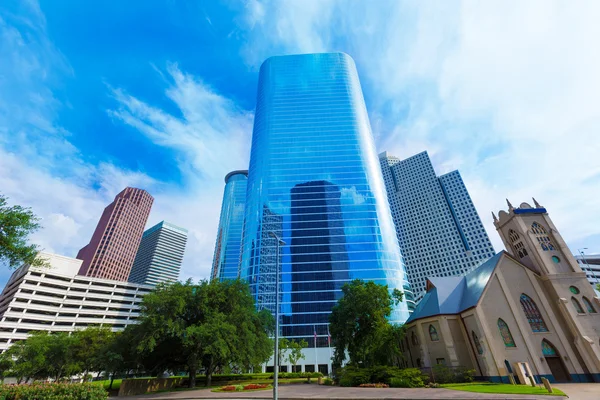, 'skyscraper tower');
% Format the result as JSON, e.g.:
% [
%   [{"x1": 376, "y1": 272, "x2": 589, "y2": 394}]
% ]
[
  {"x1": 129, "y1": 221, "x2": 188, "y2": 286},
  {"x1": 76, "y1": 187, "x2": 153, "y2": 281},
  {"x1": 379, "y1": 151, "x2": 495, "y2": 300},
  {"x1": 211, "y1": 170, "x2": 248, "y2": 281},
  {"x1": 240, "y1": 53, "x2": 413, "y2": 360}
]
